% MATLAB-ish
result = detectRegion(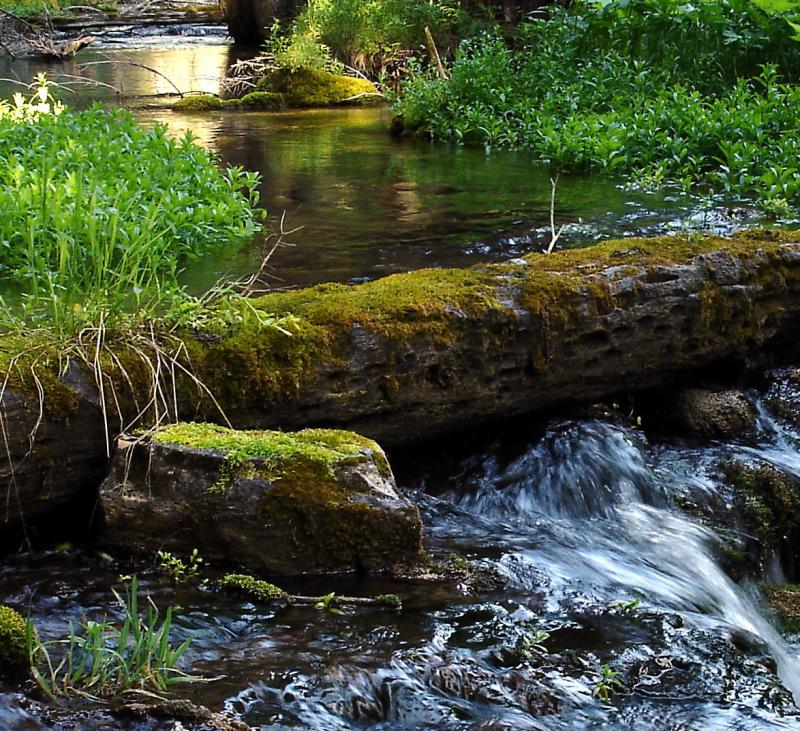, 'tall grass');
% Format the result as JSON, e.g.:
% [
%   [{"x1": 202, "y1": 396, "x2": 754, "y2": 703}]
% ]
[
  {"x1": 0, "y1": 76, "x2": 264, "y2": 337},
  {"x1": 28, "y1": 576, "x2": 200, "y2": 699}
]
